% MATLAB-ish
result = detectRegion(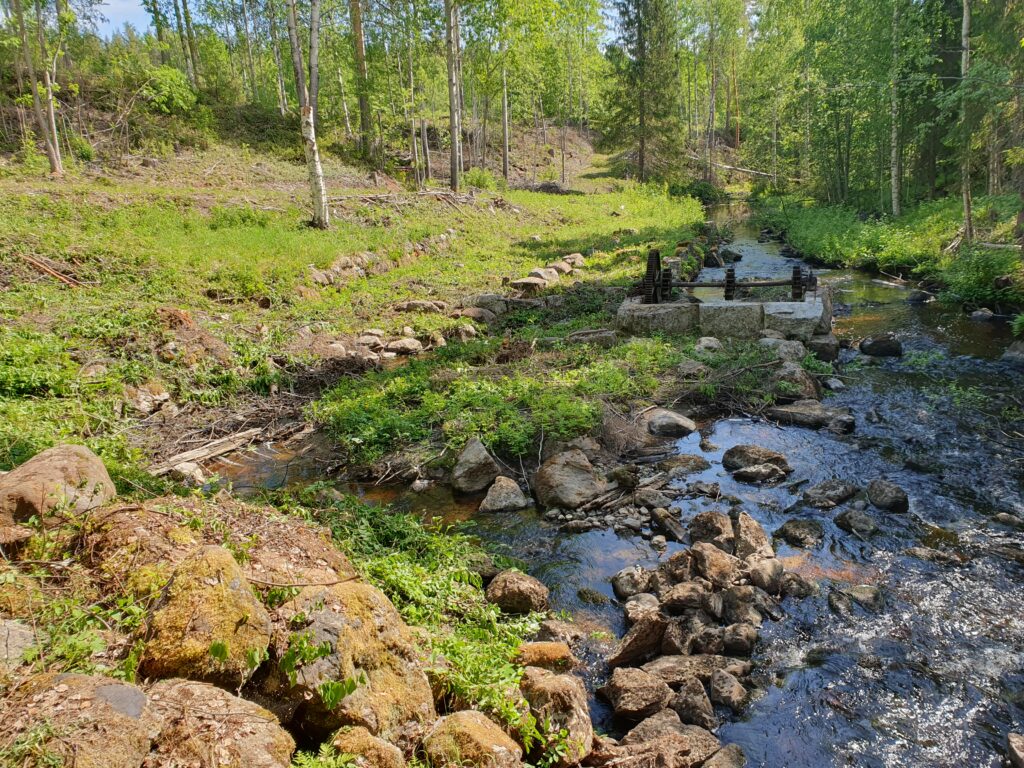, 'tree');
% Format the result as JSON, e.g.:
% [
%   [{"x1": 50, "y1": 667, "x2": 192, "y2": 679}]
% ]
[
  {"x1": 11, "y1": 0, "x2": 63, "y2": 175},
  {"x1": 445, "y1": 0, "x2": 461, "y2": 191},
  {"x1": 284, "y1": 0, "x2": 330, "y2": 228},
  {"x1": 348, "y1": 0, "x2": 371, "y2": 156}
]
